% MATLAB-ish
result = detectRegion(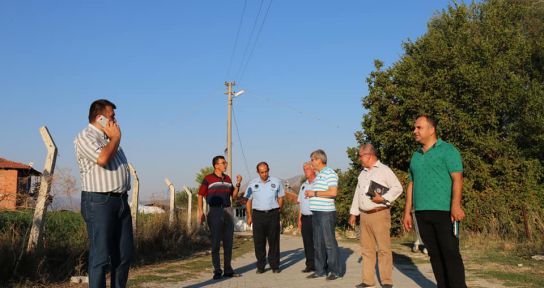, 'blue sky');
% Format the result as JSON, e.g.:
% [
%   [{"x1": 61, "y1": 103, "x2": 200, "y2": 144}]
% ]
[{"x1": 1, "y1": 1, "x2": 456, "y2": 200}]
